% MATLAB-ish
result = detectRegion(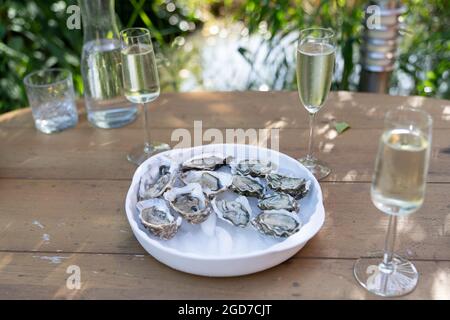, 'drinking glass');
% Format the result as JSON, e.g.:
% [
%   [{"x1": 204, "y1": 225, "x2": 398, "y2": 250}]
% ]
[
  {"x1": 119, "y1": 28, "x2": 170, "y2": 165},
  {"x1": 23, "y1": 68, "x2": 78, "y2": 134},
  {"x1": 296, "y1": 28, "x2": 336, "y2": 180},
  {"x1": 354, "y1": 106, "x2": 433, "y2": 297}
]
